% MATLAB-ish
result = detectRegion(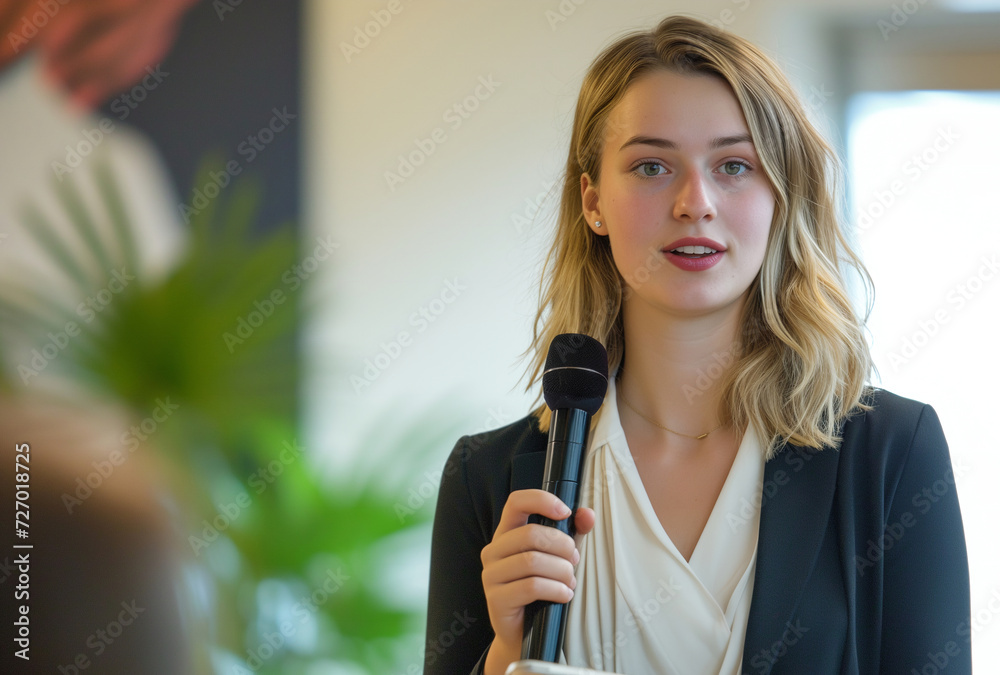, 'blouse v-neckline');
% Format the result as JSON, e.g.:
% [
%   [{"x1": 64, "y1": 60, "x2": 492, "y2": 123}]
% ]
[{"x1": 562, "y1": 375, "x2": 765, "y2": 674}]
